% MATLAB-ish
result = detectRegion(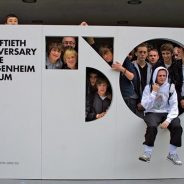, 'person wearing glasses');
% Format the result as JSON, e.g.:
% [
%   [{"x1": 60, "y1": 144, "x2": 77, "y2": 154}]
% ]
[{"x1": 62, "y1": 36, "x2": 76, "y2": 50}]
